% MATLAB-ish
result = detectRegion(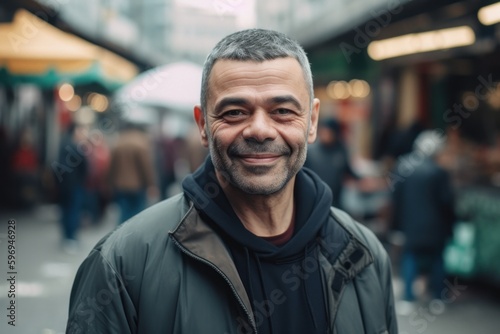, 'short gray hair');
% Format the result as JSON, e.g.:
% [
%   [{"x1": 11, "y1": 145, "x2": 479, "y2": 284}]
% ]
[
  {"x1": 200, "y1": 28, "x2": 314, "y2": 113},
  {"x1": 413, "y1": 130, "x2": 447, "y2": 157}
]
